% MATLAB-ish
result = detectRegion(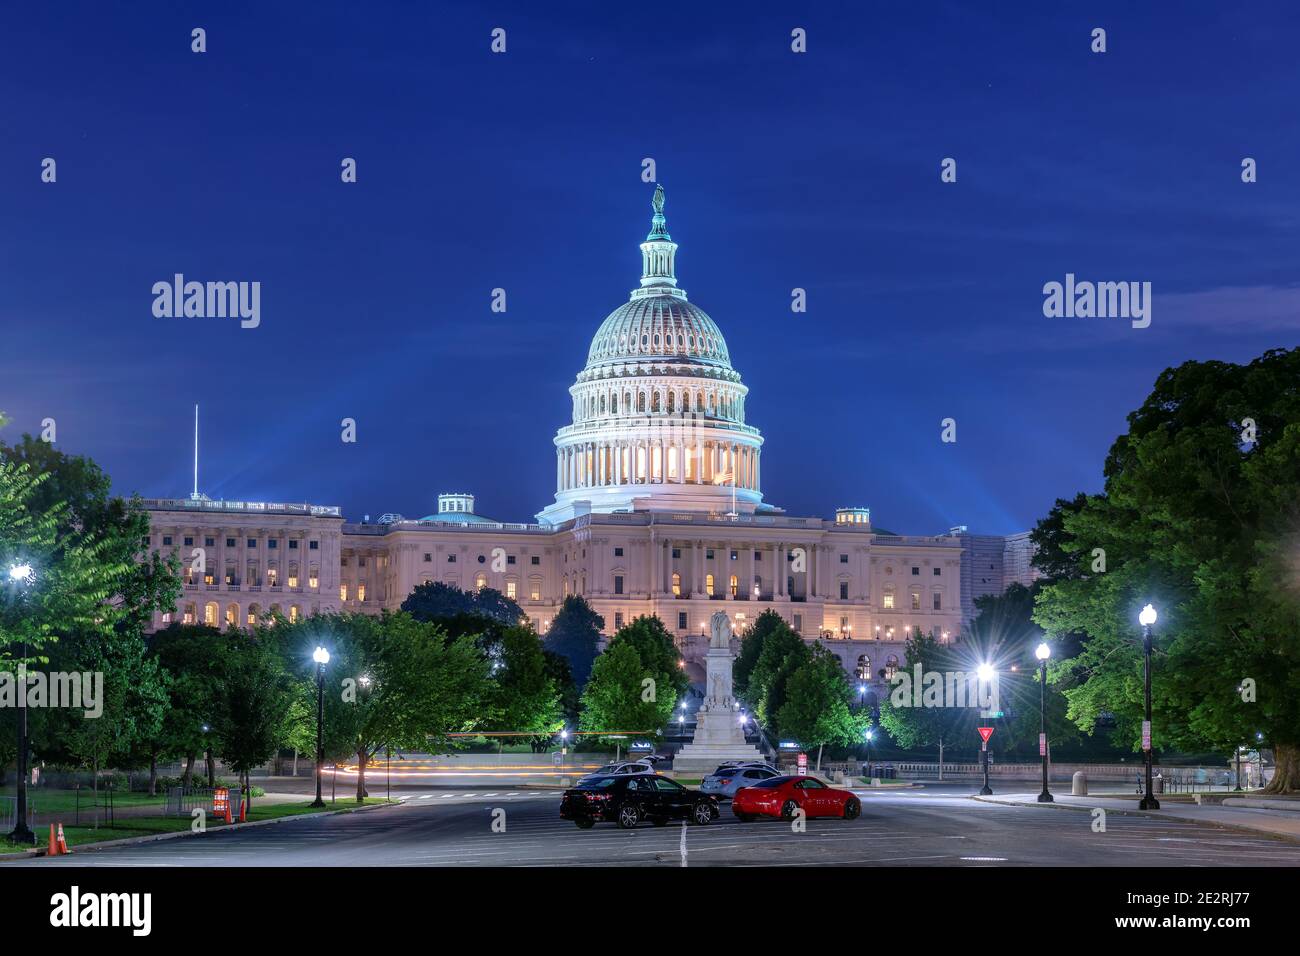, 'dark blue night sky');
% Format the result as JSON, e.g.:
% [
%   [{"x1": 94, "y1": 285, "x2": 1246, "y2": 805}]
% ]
[{"x1": 2, "y1": 2, "x2": 1297, "y2": 535}]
